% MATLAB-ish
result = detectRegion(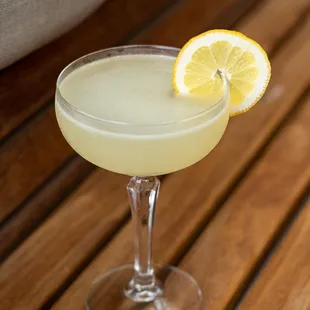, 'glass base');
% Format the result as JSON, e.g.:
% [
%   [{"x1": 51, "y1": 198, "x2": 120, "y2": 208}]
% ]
[{"x1": 85, "y1": 264, "x2": 203, "y2": 310}]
